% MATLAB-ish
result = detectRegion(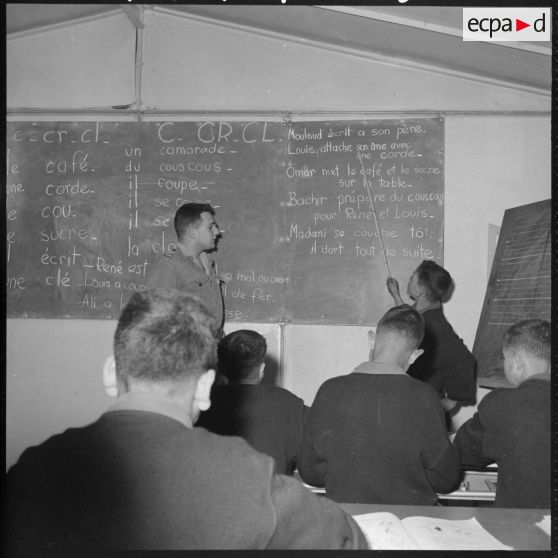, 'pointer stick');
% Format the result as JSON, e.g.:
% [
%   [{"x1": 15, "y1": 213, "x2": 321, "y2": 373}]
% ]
[{"x1": 357, "y1": 153, "x2": 392, "y2": 279}]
